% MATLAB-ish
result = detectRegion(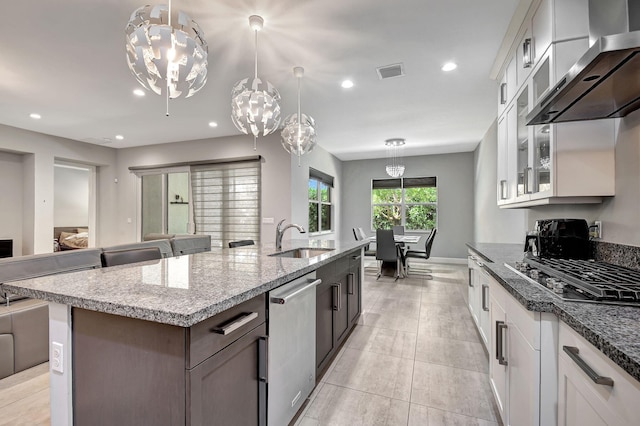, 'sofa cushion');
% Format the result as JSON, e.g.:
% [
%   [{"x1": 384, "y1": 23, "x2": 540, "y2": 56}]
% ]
[
  {"x1": 11, "y1": 302, "x2": 48, "y2": 373},
  {"x1": 170, "y1": 235, "x2": 212, "y2": 256},
  {"x1": 102, "y1": 239, "x2": 173, "y2": 259},
  {"x1": 0, "y1": 334, "x2": 14, "y2": 379},
  {"x1": 0, "y1": 249, "x2": 102, "y2": 303}
]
